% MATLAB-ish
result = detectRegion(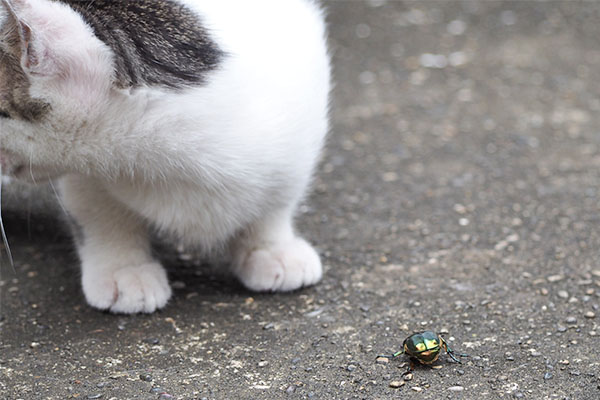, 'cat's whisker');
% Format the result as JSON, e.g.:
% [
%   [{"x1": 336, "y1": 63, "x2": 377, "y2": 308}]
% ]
[
  {"x1": 48, "y1": 177, "x2": 69, "y2": 218},
  {"x1": 28, "y1": 148, "x2": 36, "y2": 184},
  {"x1": 27, "y1": 150, "x2": 34, "y2": 239},
  {"x1": 0, "y1": 154, "x2": 15, "y2": 272}
]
